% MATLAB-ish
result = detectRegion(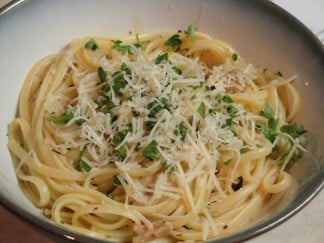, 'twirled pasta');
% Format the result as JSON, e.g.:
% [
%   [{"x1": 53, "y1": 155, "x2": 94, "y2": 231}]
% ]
[{"x1": 8, "y1": 27, "x2": 307, "y2": 242}]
